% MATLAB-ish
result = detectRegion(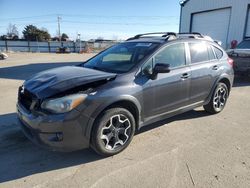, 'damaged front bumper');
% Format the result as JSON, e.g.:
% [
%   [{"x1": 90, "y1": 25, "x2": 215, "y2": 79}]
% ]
[{"x1": 17, "y1": 102, "x2": 90, "y2": 152}]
